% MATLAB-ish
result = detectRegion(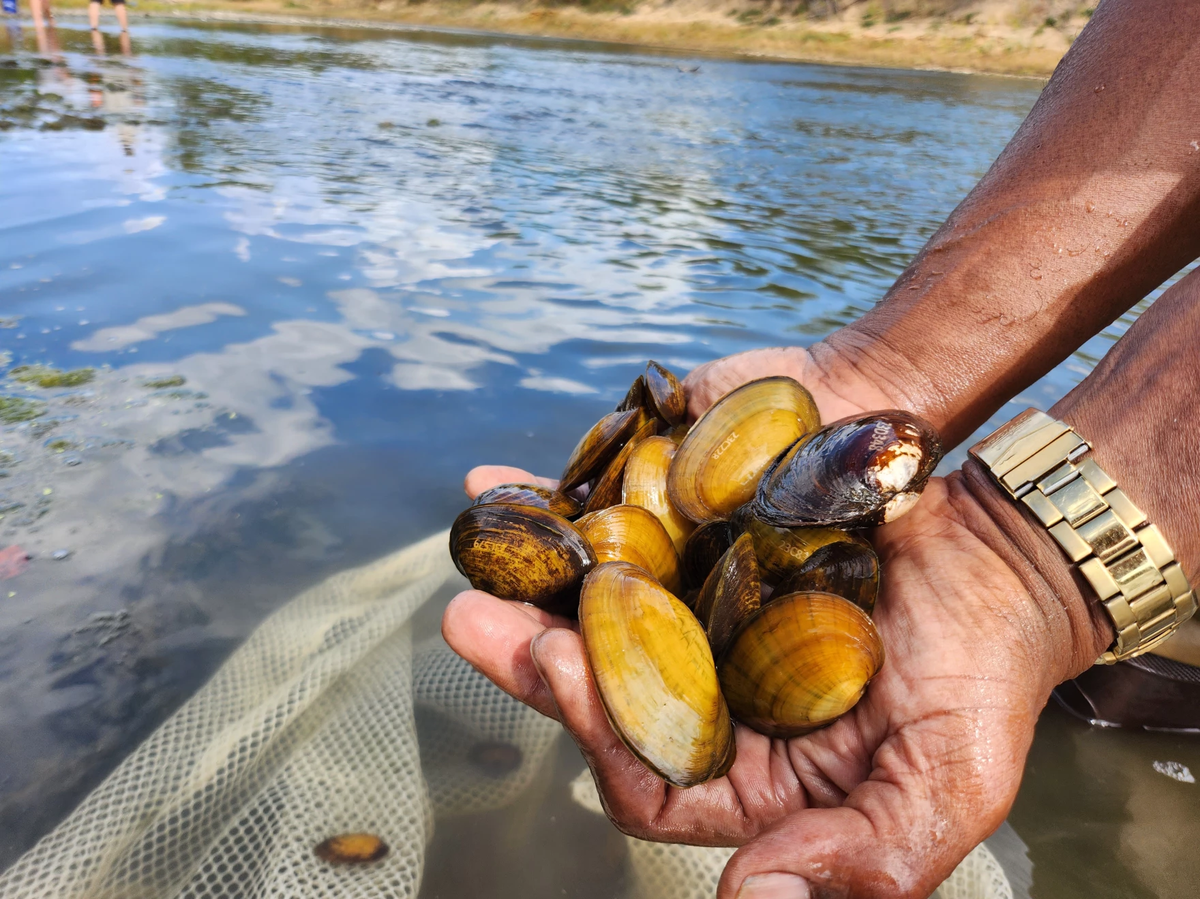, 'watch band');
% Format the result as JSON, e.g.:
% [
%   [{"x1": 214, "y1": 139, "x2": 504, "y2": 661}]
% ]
[{"x1": 969, "y1": 408, "x2": 1196, "y2": 665}]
